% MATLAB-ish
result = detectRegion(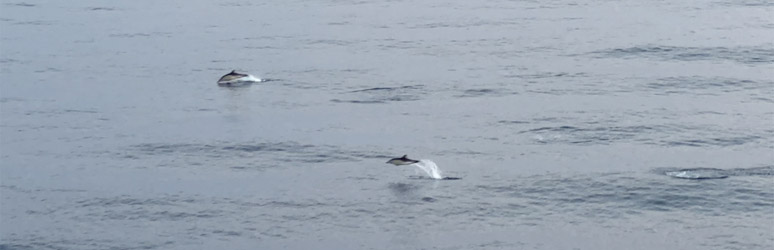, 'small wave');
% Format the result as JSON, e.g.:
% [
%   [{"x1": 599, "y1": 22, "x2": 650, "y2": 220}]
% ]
[
  {"x1": 724, "y1": 166, "x2": 774, "y2": 176},
  {"x1": 349, "y1": 85, "x2": 421, "y2": 93},
  {"x1": 456, "y1": 88, "x2": 516, "y2": 98},
  {"x1": 408, "y1": 19, "x2": 525, "y2": 29},
  {"x1": 592, "y1": 45, "x2": 774, "y2": 64},
  {"x1": 504, "y1": 72, "x2": 587, "y2": 79},
  {"x1": 302, "y1": 38, "x2": 358, "y2": 47},
  {"x1": 133, "y1": 141, "x2": 313, "y2": 155},
  {"x1": 77, "y1": 197, "x2": 180, "y2": 207},
  {"x1": 63, "y1": 109, "x2": 98, "y2": 114},
  {"x1": 1, "y1": 185, "x2": 86, "y2": 194},
  {"x1": 73, "y1": 195, "x2": 339, "y2": 223},
  {"x1": 5, "y1": 2, "x2": 35, "y2": 7},
  {"x1": 12, "y1": 20, "x2": 52, "y2": 26},
  {"x1": 641, "y1": 76, "x2": 772, "y2": 95},
  {"x1": 478, "y1": 170, "x2": 773, "y2": 217},
  {"x1": 659, "y1": 166, "x2": 774, "y2": 179},
  {"x1": 109, "y1": 32, "x2": 172, "y2": 38},
  {"x1": 86, "y1": 7, "x2": 116, "y2": 11},
  {"x1": 497, "y1": 120, "x2": 530, "y2": 125},
  {"x1": 219, "y1": 2, "x2": 261, "y2": 7},
  {"x1": 126, "y1": 141, "x2": 387, "y2": 168},
  {"x1": 714, "y1": 0, "x2": 774, "y2": 7},
  {"x1": 0, "y1": 58, "x2": 26, "y2": 65},
  {"x1": 331, "y1": 95, "x2": 420, "y2": 104},
  {"x1": 514, "y1": 123, "x2": 766, "y2": 147},
  {"x1": 518, "y1": 125, "x2": 661, "y2": 145},
  {"x1": 0, "y1": 244, "x2": 35, "y2": 250},
  {"x1": 664, "y1": 168, "x2": 729, "y2": 179},
  {"x1": 333, "y1": 85, "x2": 424, "y2": 104},
  {"x1": 72, "y1": 195, "x2": 225, "y2": 222},
  {"x1": 330, "y1": 99, "x2": 384, "y2": 104},
  {"x1": 664, "y1": 136, "x2": 763, "y2": 147}
]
